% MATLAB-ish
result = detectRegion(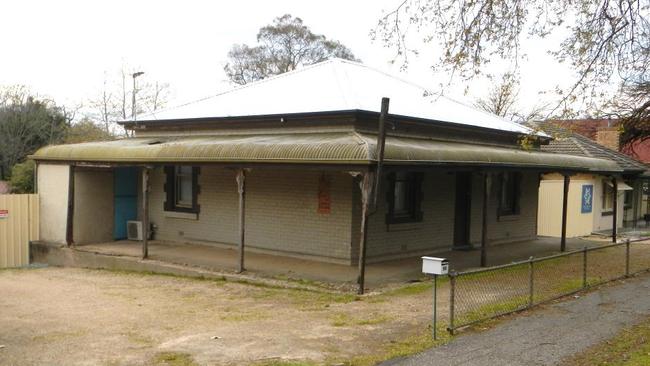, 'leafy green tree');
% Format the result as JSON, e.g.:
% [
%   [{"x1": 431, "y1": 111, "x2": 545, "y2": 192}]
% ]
[
  {"x1": 9, "y1": 160, "x2": 35, "y2": 193},
  {"x1": 0, "y1": 86, "x2": 68, "y2": 179},
  {"x1": 224, "y1": 14, "x2": 360, "y2": 85}
]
